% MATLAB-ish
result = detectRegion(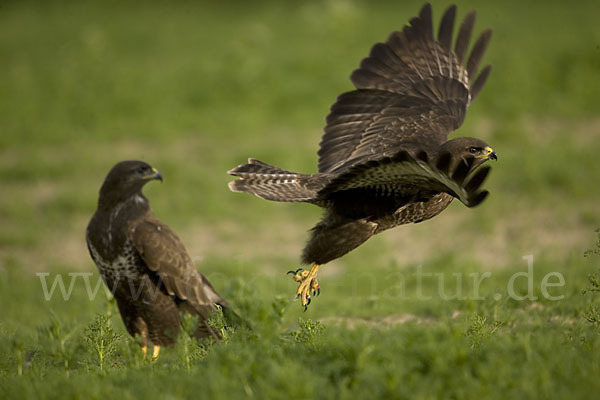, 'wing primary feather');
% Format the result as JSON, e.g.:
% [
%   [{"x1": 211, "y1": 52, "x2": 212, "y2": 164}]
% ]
[
  {"x1": 437, "y1": 5, "x2": 456, "y2": 51},
  {"x1": 466, "y1": 29, "x2": 492, "y2": 78},
  {"x1": 464, "y1": 165, "x2": 491, "y2": 193},
  {"x1": 418, "y1": 3, "x2": 434, "y2": 40},
  {"x1": 468, "y1": 190, "x2": 489, "y2": 208},
  {"x1": 454, "y1": 10, "x2": 476, "y2": 65}
]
